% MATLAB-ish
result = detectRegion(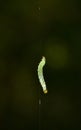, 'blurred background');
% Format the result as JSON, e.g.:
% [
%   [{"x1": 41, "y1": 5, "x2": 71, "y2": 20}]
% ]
[{"x1": 0, "y1": 0, "x2": 81, "y2": 129}]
